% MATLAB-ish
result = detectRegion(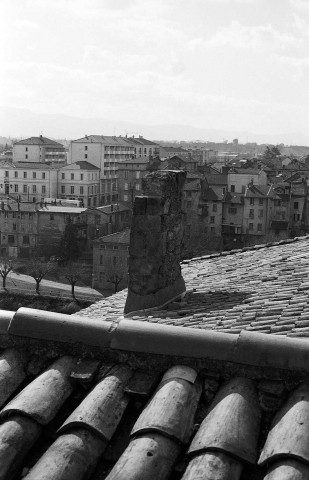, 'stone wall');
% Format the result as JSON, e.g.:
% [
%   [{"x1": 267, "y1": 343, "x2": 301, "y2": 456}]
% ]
[{"x1": 124, "y1": 170, "x2": 186, "y2": 313}]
